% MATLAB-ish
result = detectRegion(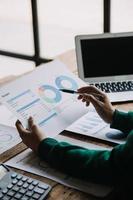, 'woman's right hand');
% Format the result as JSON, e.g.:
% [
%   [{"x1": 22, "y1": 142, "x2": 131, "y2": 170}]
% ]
[{"x1": 77, "y1": 86, "x2": 115, "y2": 124}]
